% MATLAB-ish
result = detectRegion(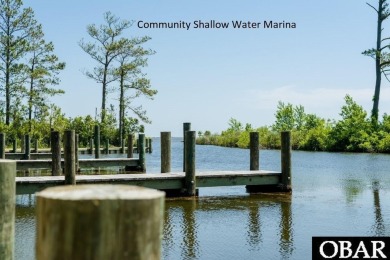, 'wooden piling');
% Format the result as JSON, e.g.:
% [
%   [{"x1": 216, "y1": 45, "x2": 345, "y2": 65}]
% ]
[
  {"x1": 51, "y1": 131, "x2": 62, "y2": 176},
  {"x1": 0, "y1": 133, "x2": 5, "y2": 159},
  {"x1": 34, "y1": 139, "x2": 38, "y2": 153},
  {"x1": 12, "y1": 139, "x2": 17, "y2": 153},
  {"x1": 94, "y1": 125, "x2": 100, "y2": 159},
  {"x1": 64, "y1": 130, "x2": 76, "y2": 185},
  {"x1": 138, "y1": 134, "x2": 146, "y2": 172},
  {"x1": 184, "y1": 131, "x2": 196, "y2": 196},
  {"x1": 105, "y1": 139, "x2": 109, "y2": 154},
  {"x1": 35, "y1": 185, "x2": 165, "y2": 260},
  {"x1": 0, "y1": 160, "x2": 16, "y2": 260},
  {"x1": 250, "y1": 132, "x2": 259, "y2": 171},
  {"x1": 24, "y1": 134, "x2": 30, "y2": 160},
  {"x1": 149, "y1": 138, "x2": 153, "y2": 153},
  {"x1": 89, "y1": 138, "x2": 93, "y2": 155},
  {"x1": 121, "y1": 138, "x2": 125, "y2": 154},
  {"x1": 161, "y1": 132, "x2": 171, "y2": 173},
  {"x1": 127, "y1": 134, "x2": 134, "y2": 158},
  {"x1": 281, "y1": 131, "x2": 292, "y2": 191},
  {"x1": 183, "y1": 122, "x2": 191, "y2": 172},
  {"x1": 75, "y1": 134, "x2": 80, "y2": 173}
]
